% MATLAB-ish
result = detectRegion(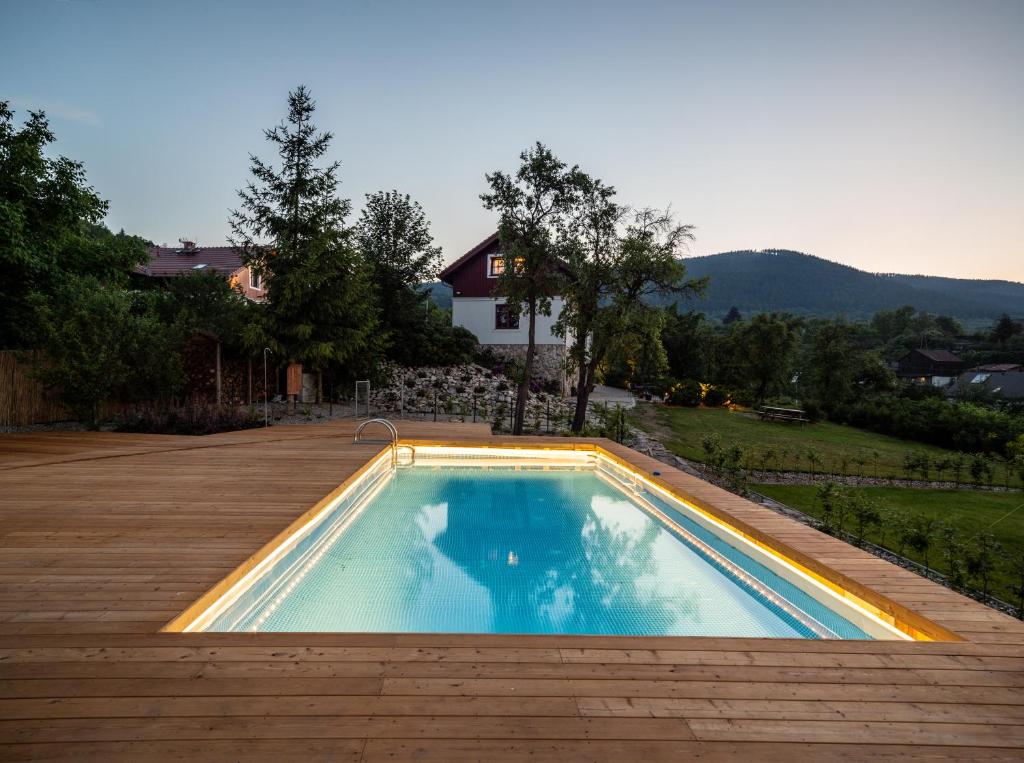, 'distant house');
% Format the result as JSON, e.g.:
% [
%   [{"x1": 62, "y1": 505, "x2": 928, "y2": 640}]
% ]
[
  {"x1": 135, "y1": 240, "x2": 266, "y2": 302},
  {"x1": 134, "y1": 241, "x2": 272, "y2": 405},
  {"x1": 949, "y1": 364, "x2": 1024, "y2": 400},
  {"x1": 438, "y1": 233, "x2": 569, "y2": 385},
  {"x1": 895, "y1": 349, "x2": 964, "y2": 387}
]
